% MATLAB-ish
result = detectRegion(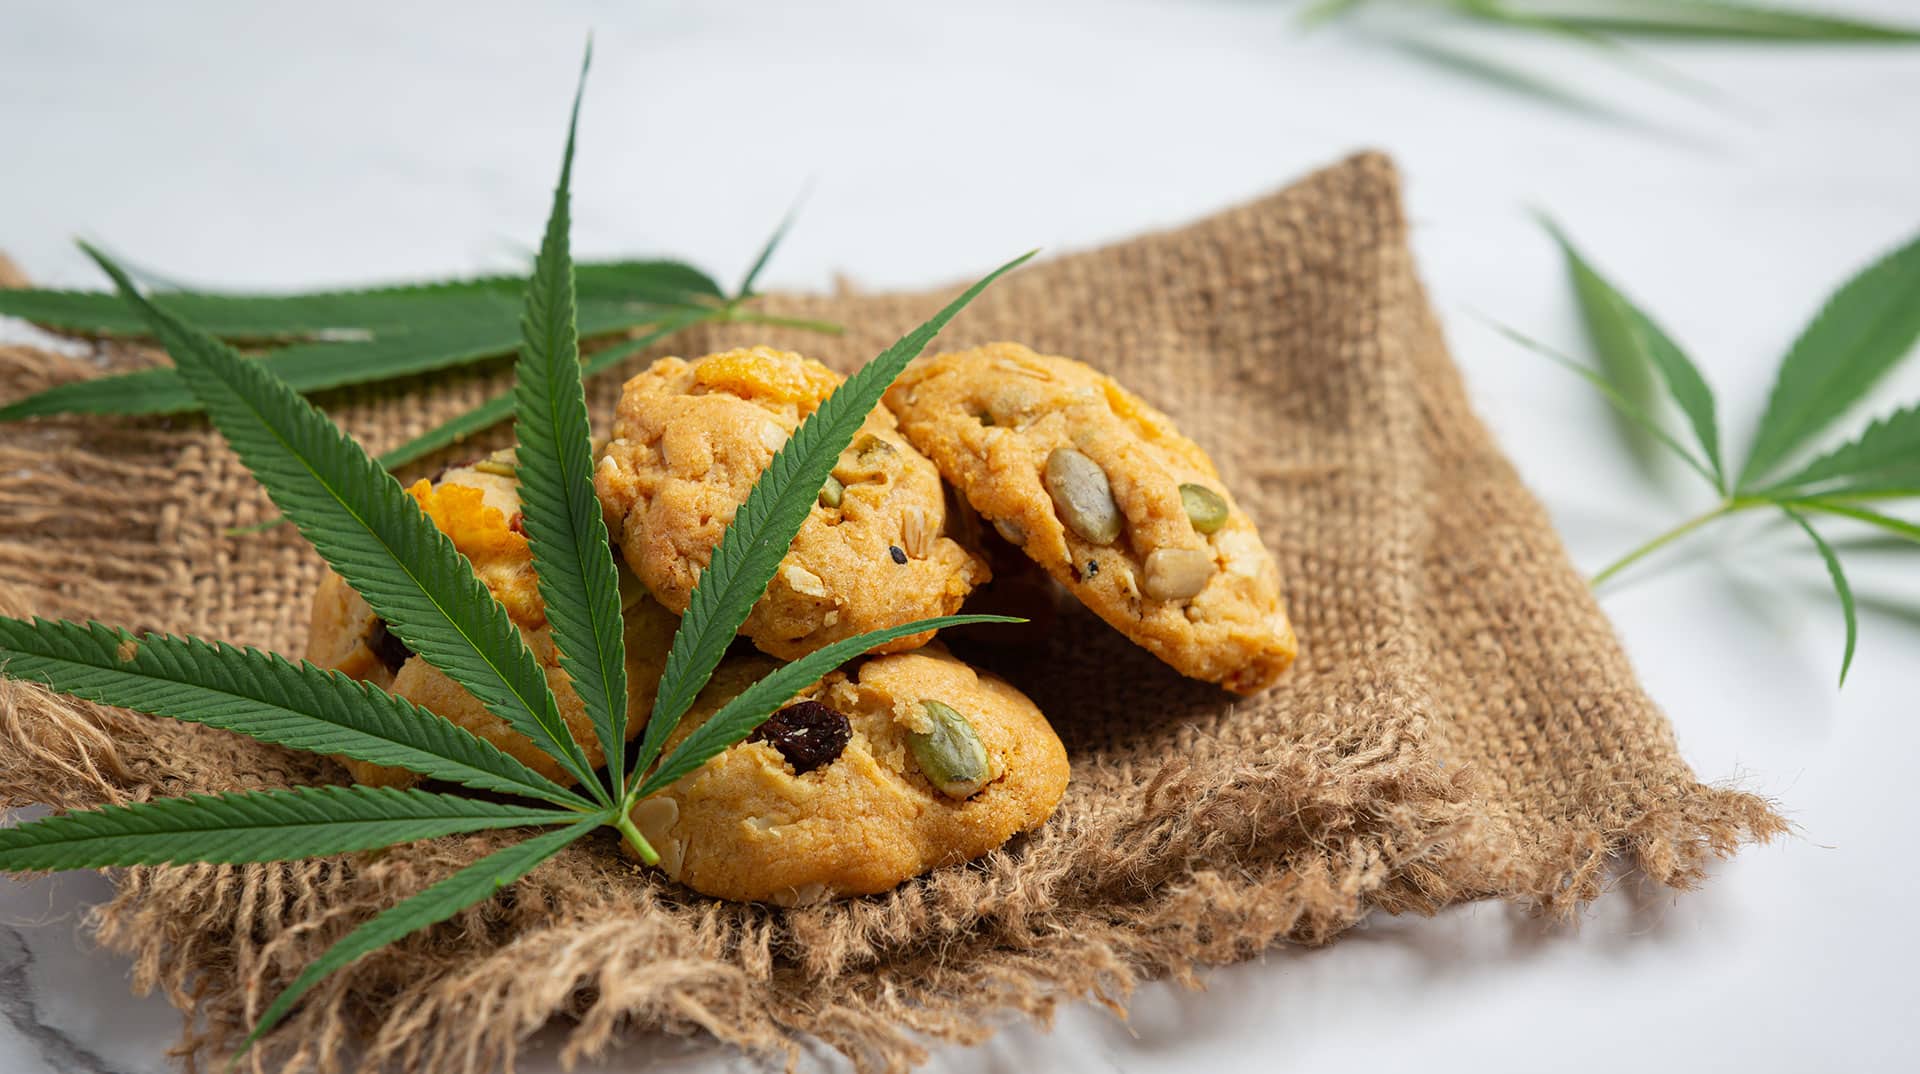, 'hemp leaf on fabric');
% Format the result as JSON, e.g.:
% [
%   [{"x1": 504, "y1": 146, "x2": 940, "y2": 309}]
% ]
[
  {"x1": 1495, "y1": 220, "x2": 1920, "y2": 686},
  {"x1": 1299, "y1": 1, "x2": 1920, "y2": 127},
  {"x1": 0, "y1": 154, "x2": 837, "y2": 479},
  {"x1": 0, "y1": 47, "x2": 1023, "y2": 1056}
]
